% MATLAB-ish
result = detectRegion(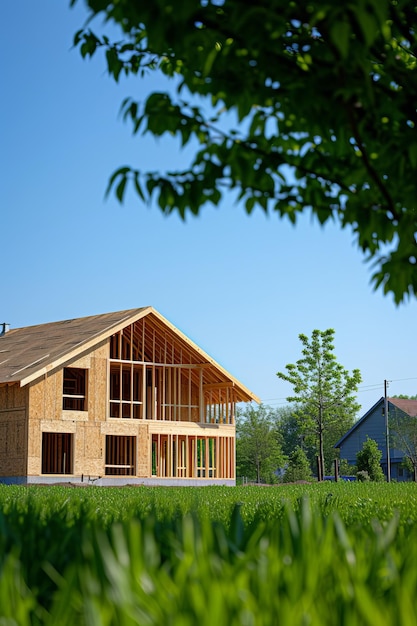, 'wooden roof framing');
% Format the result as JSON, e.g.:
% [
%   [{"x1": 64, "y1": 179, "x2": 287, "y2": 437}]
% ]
[{"x1": 0, "y1": 307, "x2": 260, "y2": 403}]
